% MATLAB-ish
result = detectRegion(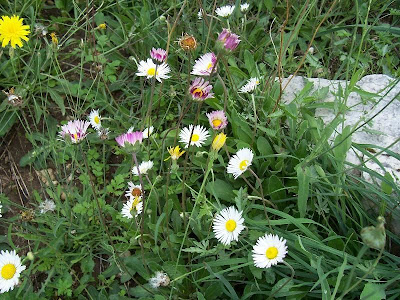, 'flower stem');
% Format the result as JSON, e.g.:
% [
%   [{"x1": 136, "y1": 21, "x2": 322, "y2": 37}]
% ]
[{"x1": 267, "y1": 260, "x2": 295, "y2": 299}]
